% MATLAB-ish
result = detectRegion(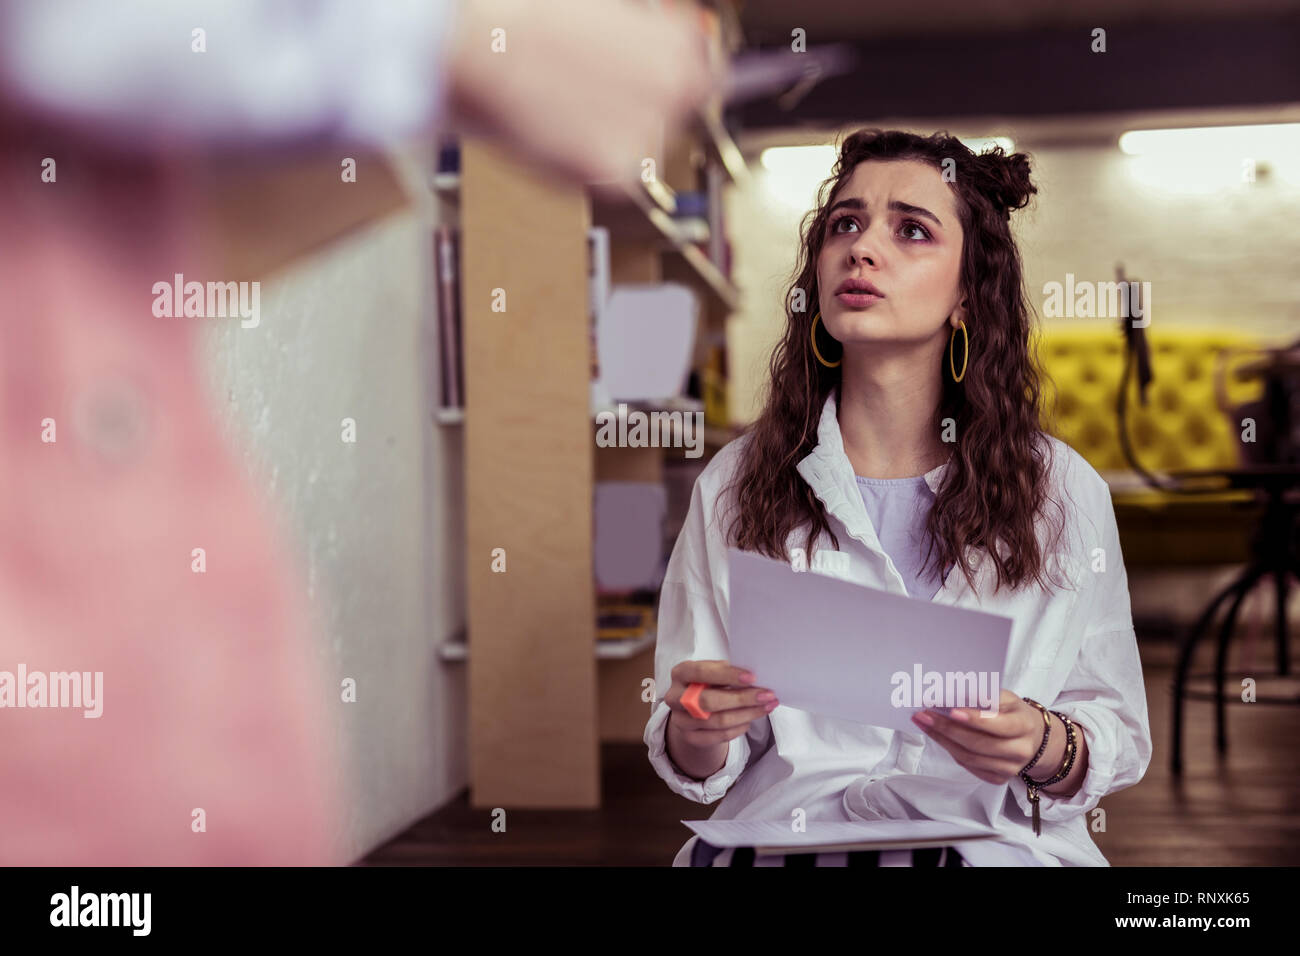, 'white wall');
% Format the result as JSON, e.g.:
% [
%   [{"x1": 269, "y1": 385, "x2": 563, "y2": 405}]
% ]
[{"x1": 199, "y1": 208, "x2": 466, "y2": 863}]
